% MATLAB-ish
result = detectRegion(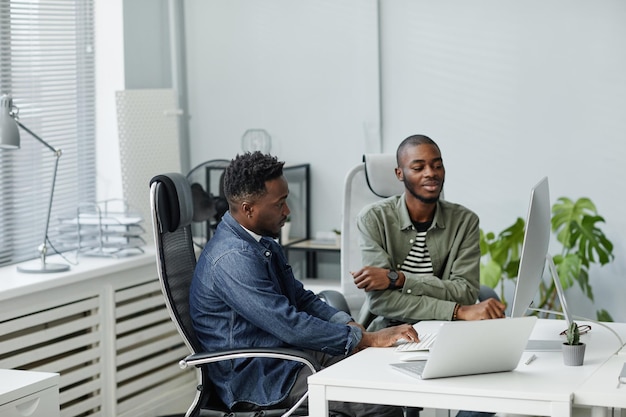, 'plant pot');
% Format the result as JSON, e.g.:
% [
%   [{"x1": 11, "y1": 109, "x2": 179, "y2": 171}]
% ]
[{"x1": 562, "y1": 342, "x2": 586, "y2": 366}]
